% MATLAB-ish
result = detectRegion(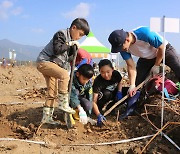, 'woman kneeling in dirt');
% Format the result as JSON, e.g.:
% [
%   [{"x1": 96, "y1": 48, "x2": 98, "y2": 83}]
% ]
[{"x1": 92, "y1": 59, "x2": 140, "y2": 127}]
